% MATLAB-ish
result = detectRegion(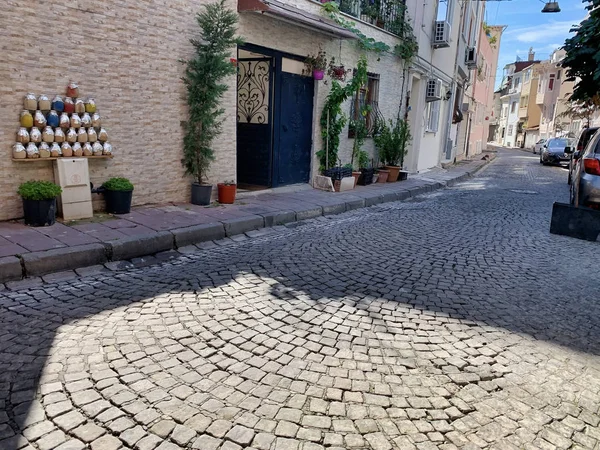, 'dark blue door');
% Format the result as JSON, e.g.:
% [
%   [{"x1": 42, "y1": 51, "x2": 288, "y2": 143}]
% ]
[
  {"x1": 237, "y1": 58, "x2": 273, "y2": 187},
  {"x1": 274, "y1": 72, "x2": 314, "y2": 186}
]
